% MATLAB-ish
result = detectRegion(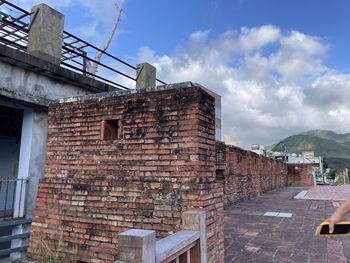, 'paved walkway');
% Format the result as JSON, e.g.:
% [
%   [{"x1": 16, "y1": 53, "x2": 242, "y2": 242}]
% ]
[
  {"x1": 305, "y1": 185, "x2": 350, "y2": 201},
  {"x1": 224, "y1": 187, "x2": 350, "y2": 263}
]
